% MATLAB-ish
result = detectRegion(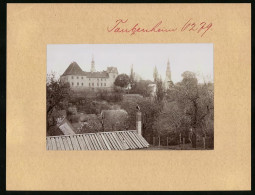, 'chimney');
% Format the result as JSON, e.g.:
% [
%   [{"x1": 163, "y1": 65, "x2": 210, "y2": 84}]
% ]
[
  {"x1": 58, "y1": 118, "x2": 75, "y2": 135},
  {"x1": 136, "y1": 111, "x2": 142, "y2": 135}
]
